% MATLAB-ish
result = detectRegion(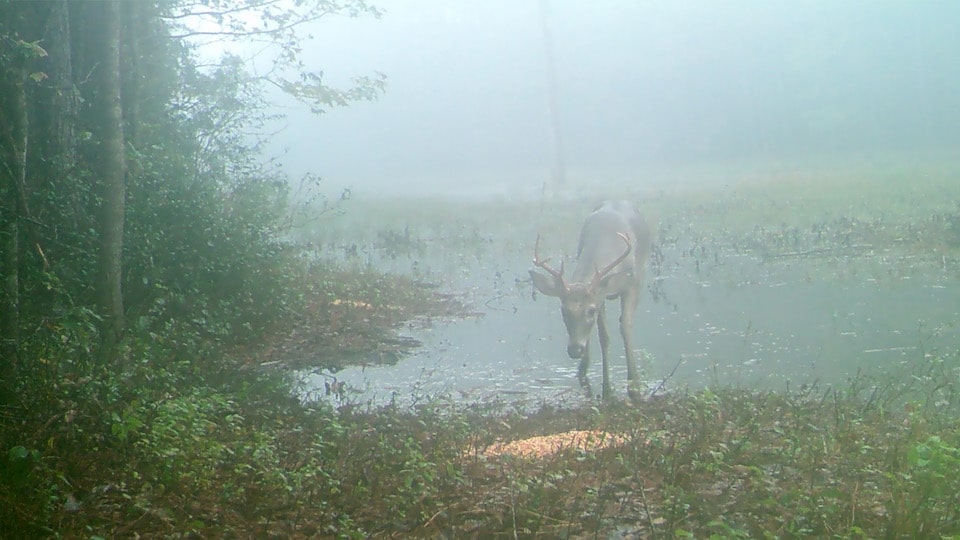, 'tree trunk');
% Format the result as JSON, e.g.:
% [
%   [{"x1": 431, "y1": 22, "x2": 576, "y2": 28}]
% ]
[
  {"x1": 538, "y1": 0, "x2": 566, "y2": 187},
  {"x1": 120, "y1": 1, "x2": 143, "y2": 147},
  {"x1": 31, "y1": 0, "x2": 77, "y2": 206},
  {"x1": 89, "y1": 0, "x2": 127, "y2": 365}
]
